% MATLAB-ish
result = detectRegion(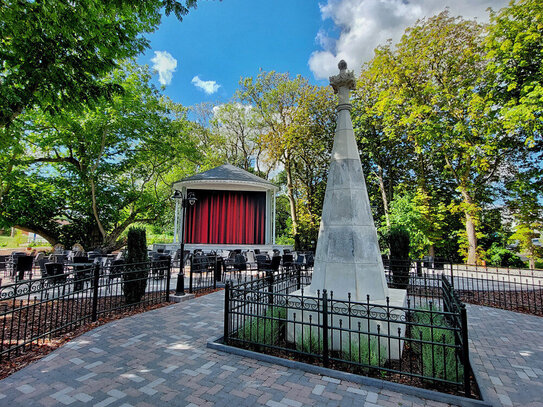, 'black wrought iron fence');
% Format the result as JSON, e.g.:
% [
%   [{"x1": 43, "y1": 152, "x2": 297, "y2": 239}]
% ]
[
  {"x1": 0, "y1": 260, "x2": 171, "y2": 361},
  {"x1": 449, "y1": 263, "x2": 543, "y2": 316},
  {"x1": 383, "y1": 260, "x2": 543, "y2": 316},
  {"x1": 172, "y1": 253, "x2": 314, "y2": 295},
  {"x1": 224, "y1": 271, "x2": 474, "y2": 398}
]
